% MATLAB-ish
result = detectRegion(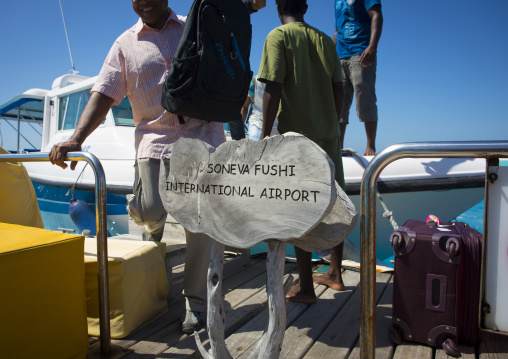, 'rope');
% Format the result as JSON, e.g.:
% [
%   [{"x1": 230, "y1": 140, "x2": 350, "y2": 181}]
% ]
[
  {"x1": 65, "y1": 163, "x2": 88, "y2": 199},
  {"x1": 344, "y1": 148, "x2": 399, "y2": 230}
]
